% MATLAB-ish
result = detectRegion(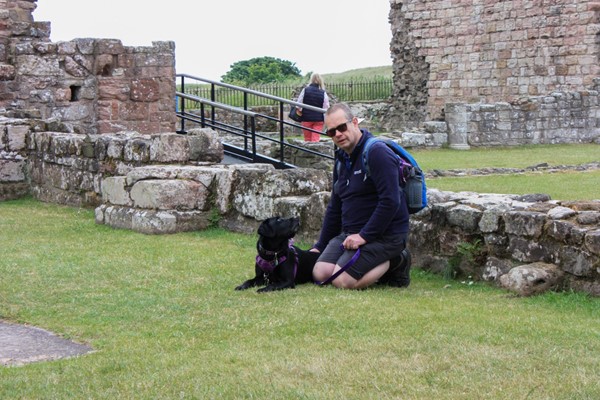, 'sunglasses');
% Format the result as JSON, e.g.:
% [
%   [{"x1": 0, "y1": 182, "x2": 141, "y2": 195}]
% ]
[{"x1": 325, "y1": 119, "x2": 353, "y2": 138}]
